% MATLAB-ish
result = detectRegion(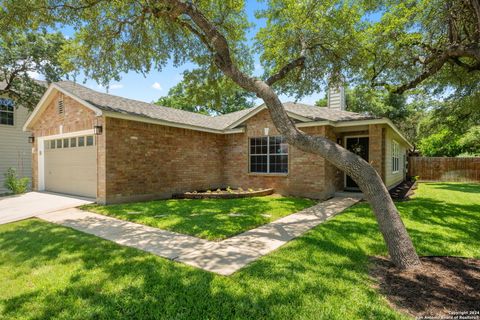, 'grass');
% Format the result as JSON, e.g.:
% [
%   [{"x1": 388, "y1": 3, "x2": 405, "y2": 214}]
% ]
[
  {"x1": 80, "y1": 195, "x2": 316, "y2": 240},
  {"x1": 0, "y1": 182, "x2": 478, "y2": 319}
]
